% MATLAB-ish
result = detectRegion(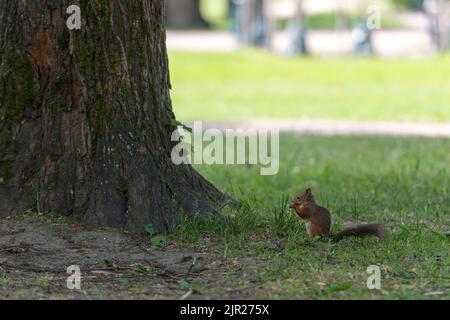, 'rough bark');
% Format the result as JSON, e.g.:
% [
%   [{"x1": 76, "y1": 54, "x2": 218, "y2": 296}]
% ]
[
  {"x1": 0, "y1": 0, "x2": 230, "y2": 233},
  {"x1": 166, "y1": 0, "x2": 210, "y2": 29}
]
